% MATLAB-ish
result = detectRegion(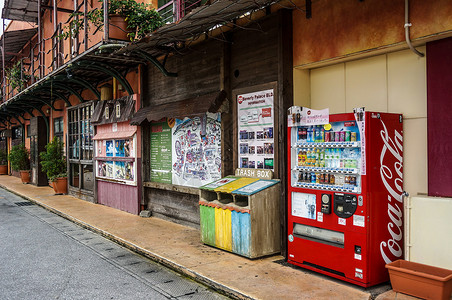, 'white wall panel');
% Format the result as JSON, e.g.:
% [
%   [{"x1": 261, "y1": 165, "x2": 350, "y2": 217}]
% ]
[
  {"x1": 388, "y1": 47, "x2": 427, "y2": 118},
  {"x1": 345, "y1": 55, "x2": 388, "y2": 113},
  {"x1": 310, "y1": 64, "x2": 345, "y2": 113},
  {"x1": 403, "y1": 117, "x2": 428, "y2": 195},
  {"x1": 406, "y1": 195, "x2": 452, "y2": 269}
]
